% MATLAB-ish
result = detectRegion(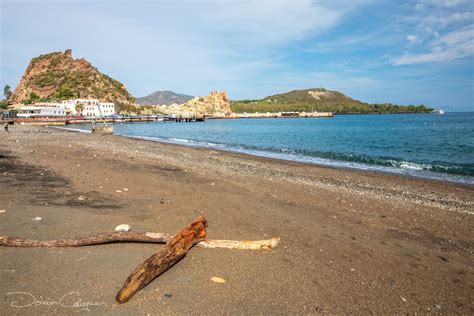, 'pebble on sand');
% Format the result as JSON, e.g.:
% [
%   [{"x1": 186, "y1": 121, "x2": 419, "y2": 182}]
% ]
[
  {"x1": 32, "y1": 216, "x2": 43, "y2": 222},
  {"x1": 115, "y1": 224, "x2": 131, "y2": 232},
  {"x1": 211, "y1": 276, "x2": 226, "y2": 284},
  {"x1": 0, "y1": 210, "x2": 6, "y2": 214}
]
